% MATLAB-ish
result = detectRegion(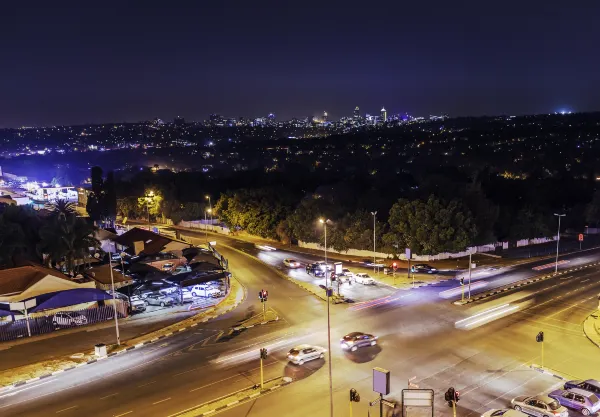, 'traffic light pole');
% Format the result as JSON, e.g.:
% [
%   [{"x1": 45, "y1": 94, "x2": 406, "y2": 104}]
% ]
[
  {"x1": 541, "y1": 339, "x2": 544, "y2": 368},
  {"x1": 262, "y1": 299, "x2": 266, "y2": 321},
  {"x1": 452, "y1": 400, "x2": 456, "y2": 417},
  {"x1": 260, "y1": 356, "x2": 264, "y2": 390}
]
